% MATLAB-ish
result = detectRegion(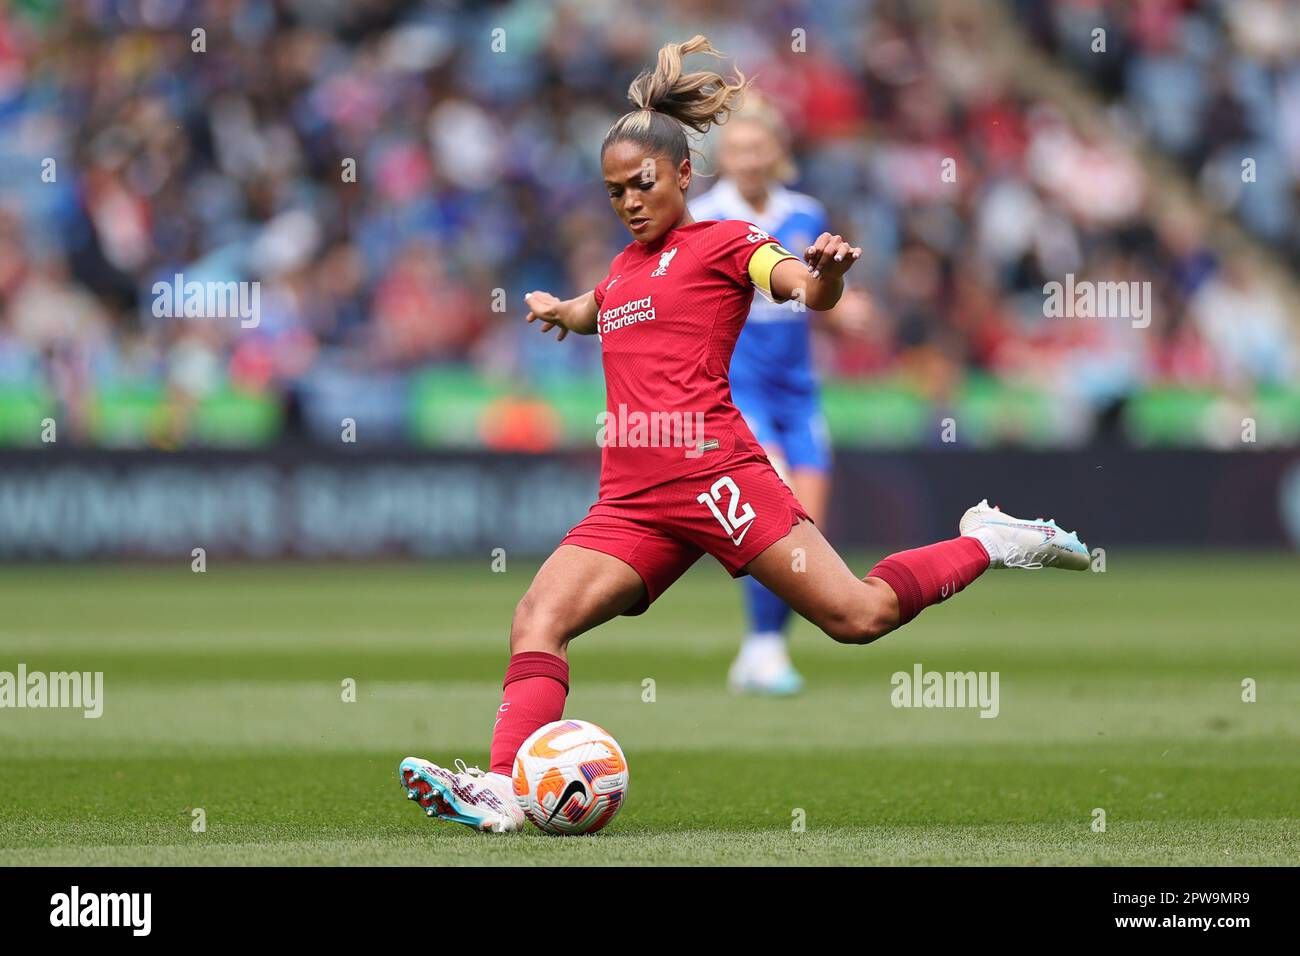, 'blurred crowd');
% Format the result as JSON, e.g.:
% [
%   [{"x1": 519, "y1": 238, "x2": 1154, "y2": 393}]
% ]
[
  {"x1": 0, "y1": 0, "x2": 1296, "y2": 446},
  {"x1": 1018, "y1": 0, "x2": 1300, "y2": 264}
]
